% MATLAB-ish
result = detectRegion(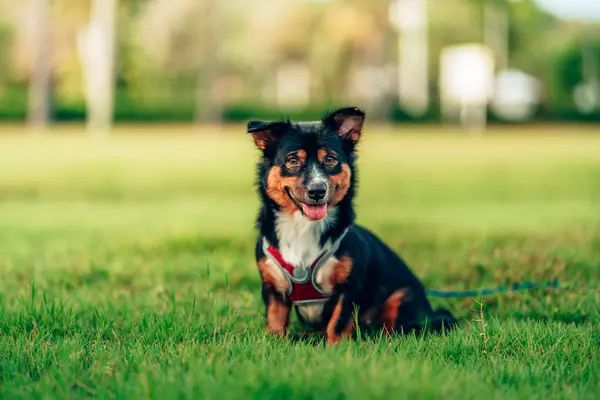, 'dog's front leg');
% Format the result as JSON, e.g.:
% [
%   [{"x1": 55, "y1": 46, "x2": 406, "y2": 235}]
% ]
[
  {"x1": 326, "y1": 293, "x2": 356, "y2": 345},
  {"x1": 261, "y1": 284, "x2": 291, "y2": 337},
  {"x1": 257, "y1": 258, "x2": 291, "y2": 337}
]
